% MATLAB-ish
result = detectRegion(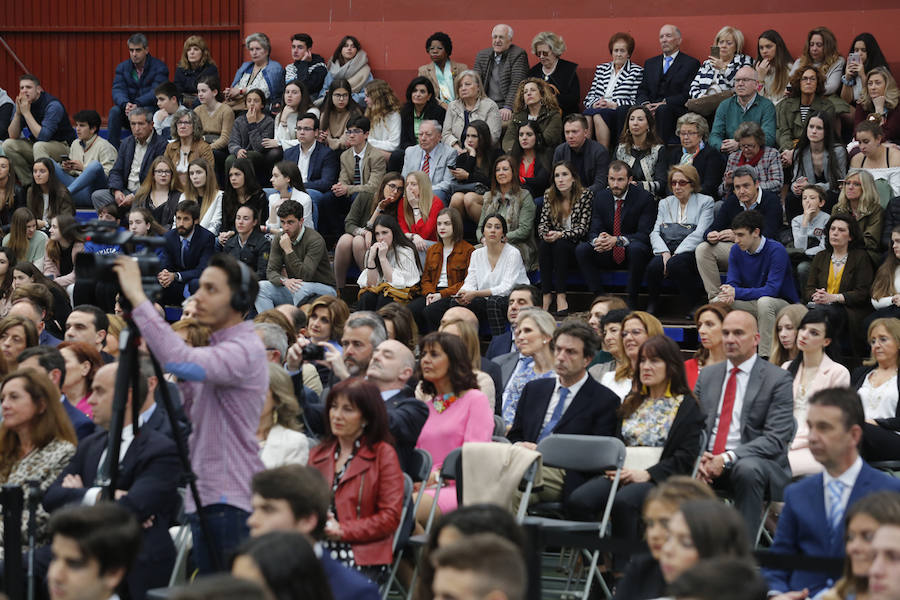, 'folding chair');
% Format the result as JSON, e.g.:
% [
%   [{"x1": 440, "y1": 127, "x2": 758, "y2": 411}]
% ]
[
  {"x1": 523, "y1": 434, "x2": 626, "y2": 600},
  {"x1": 871, "y1": 461, "x2": 900, "y2": 478},
  {"x1": 379, "y1": 473, "x2": 414, "y2": 597},
  {"x1": 493, "y1": 414, "x2": 506, "y2": 436},
  {"x1": 492, "y1": 435, "x2": 511, "y2": 444},
  {"x1": 382, "y1": 449, "x2": 432, "y2": 600},
  {"x1": 168, "y1": 487, "x2": 192, "y2": 587}
]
